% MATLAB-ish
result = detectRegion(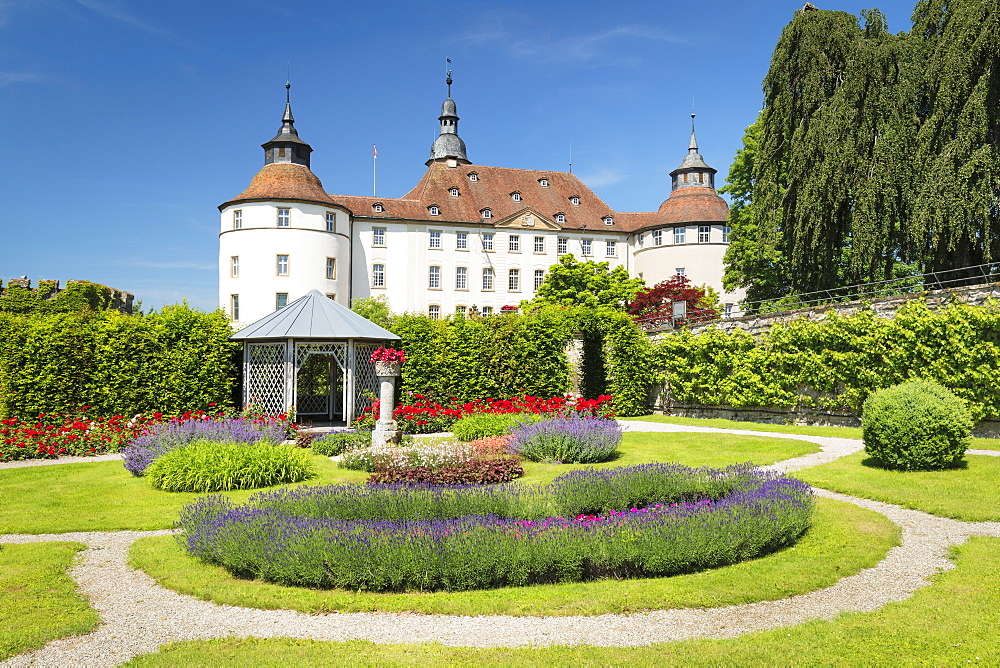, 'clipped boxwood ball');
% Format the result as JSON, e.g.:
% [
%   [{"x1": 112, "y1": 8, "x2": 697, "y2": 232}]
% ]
[{"x1": 862, "y1": 380, "x2": 972, "y2": 470}]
